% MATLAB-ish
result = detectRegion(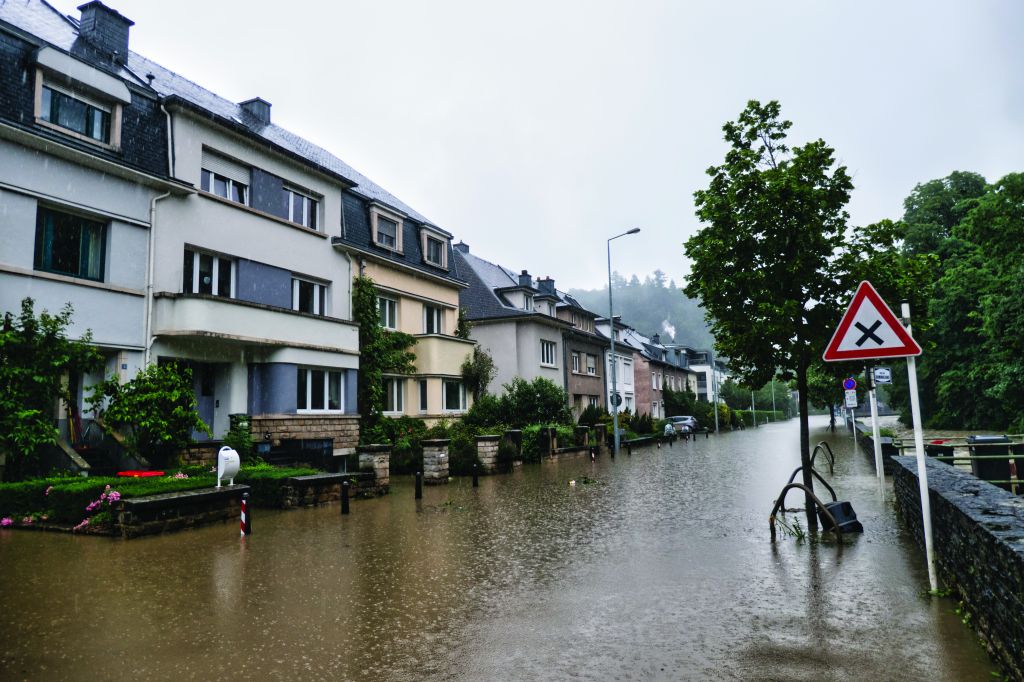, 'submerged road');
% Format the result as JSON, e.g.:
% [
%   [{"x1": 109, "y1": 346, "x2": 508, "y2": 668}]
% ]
[{"x1": 0, "y1": 415, "x2": 996, "y2": 680}]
